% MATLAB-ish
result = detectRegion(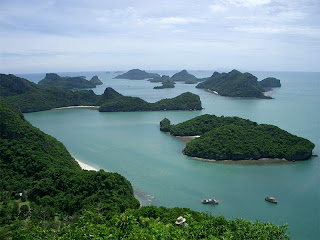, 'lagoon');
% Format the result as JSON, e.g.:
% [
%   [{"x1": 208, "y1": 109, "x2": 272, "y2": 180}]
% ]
[{"x1": 24, "y1": 70, "x2": 320, "y2": 239}]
